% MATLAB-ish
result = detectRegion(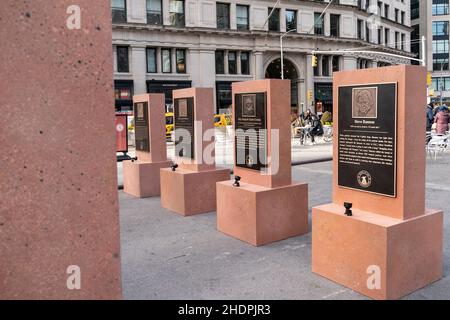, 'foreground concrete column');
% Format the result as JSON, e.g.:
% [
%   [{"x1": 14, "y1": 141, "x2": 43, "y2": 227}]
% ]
[{"x1": 0, "y1": 0, "x2": 122, "y2": 299}]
